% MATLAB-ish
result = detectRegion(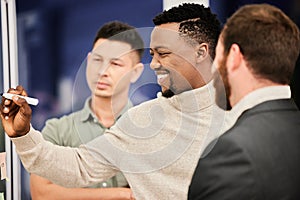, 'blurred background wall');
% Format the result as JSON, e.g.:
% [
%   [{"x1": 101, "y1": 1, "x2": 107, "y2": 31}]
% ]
[{"x1": 15, "y1": 0, "x2": 300, "y2": 131}]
